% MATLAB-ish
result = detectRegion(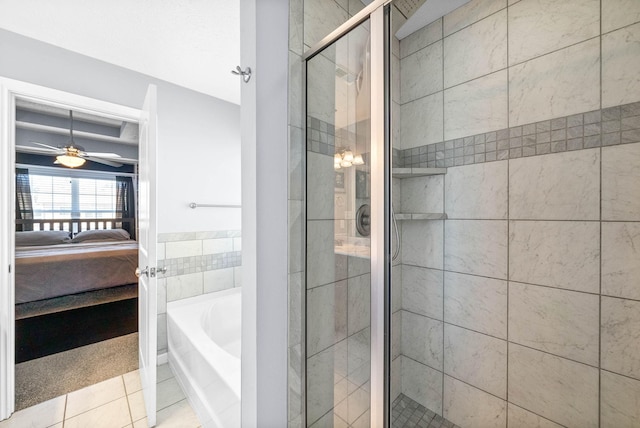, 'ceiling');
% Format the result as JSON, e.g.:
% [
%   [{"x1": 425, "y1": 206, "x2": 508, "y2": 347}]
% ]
[{"x1": 0, "y1": 0, "x2": 240, "y2": 105}]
